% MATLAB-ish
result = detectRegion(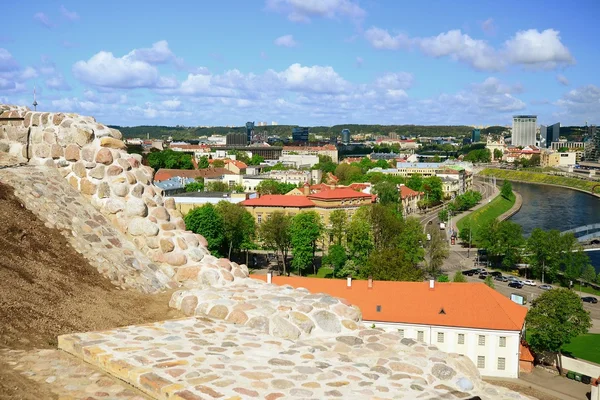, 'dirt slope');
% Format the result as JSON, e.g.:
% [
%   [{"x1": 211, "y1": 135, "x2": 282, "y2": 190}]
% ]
[{"x1": 0, "y1": 182, "x2": 182, "y2": 398}]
